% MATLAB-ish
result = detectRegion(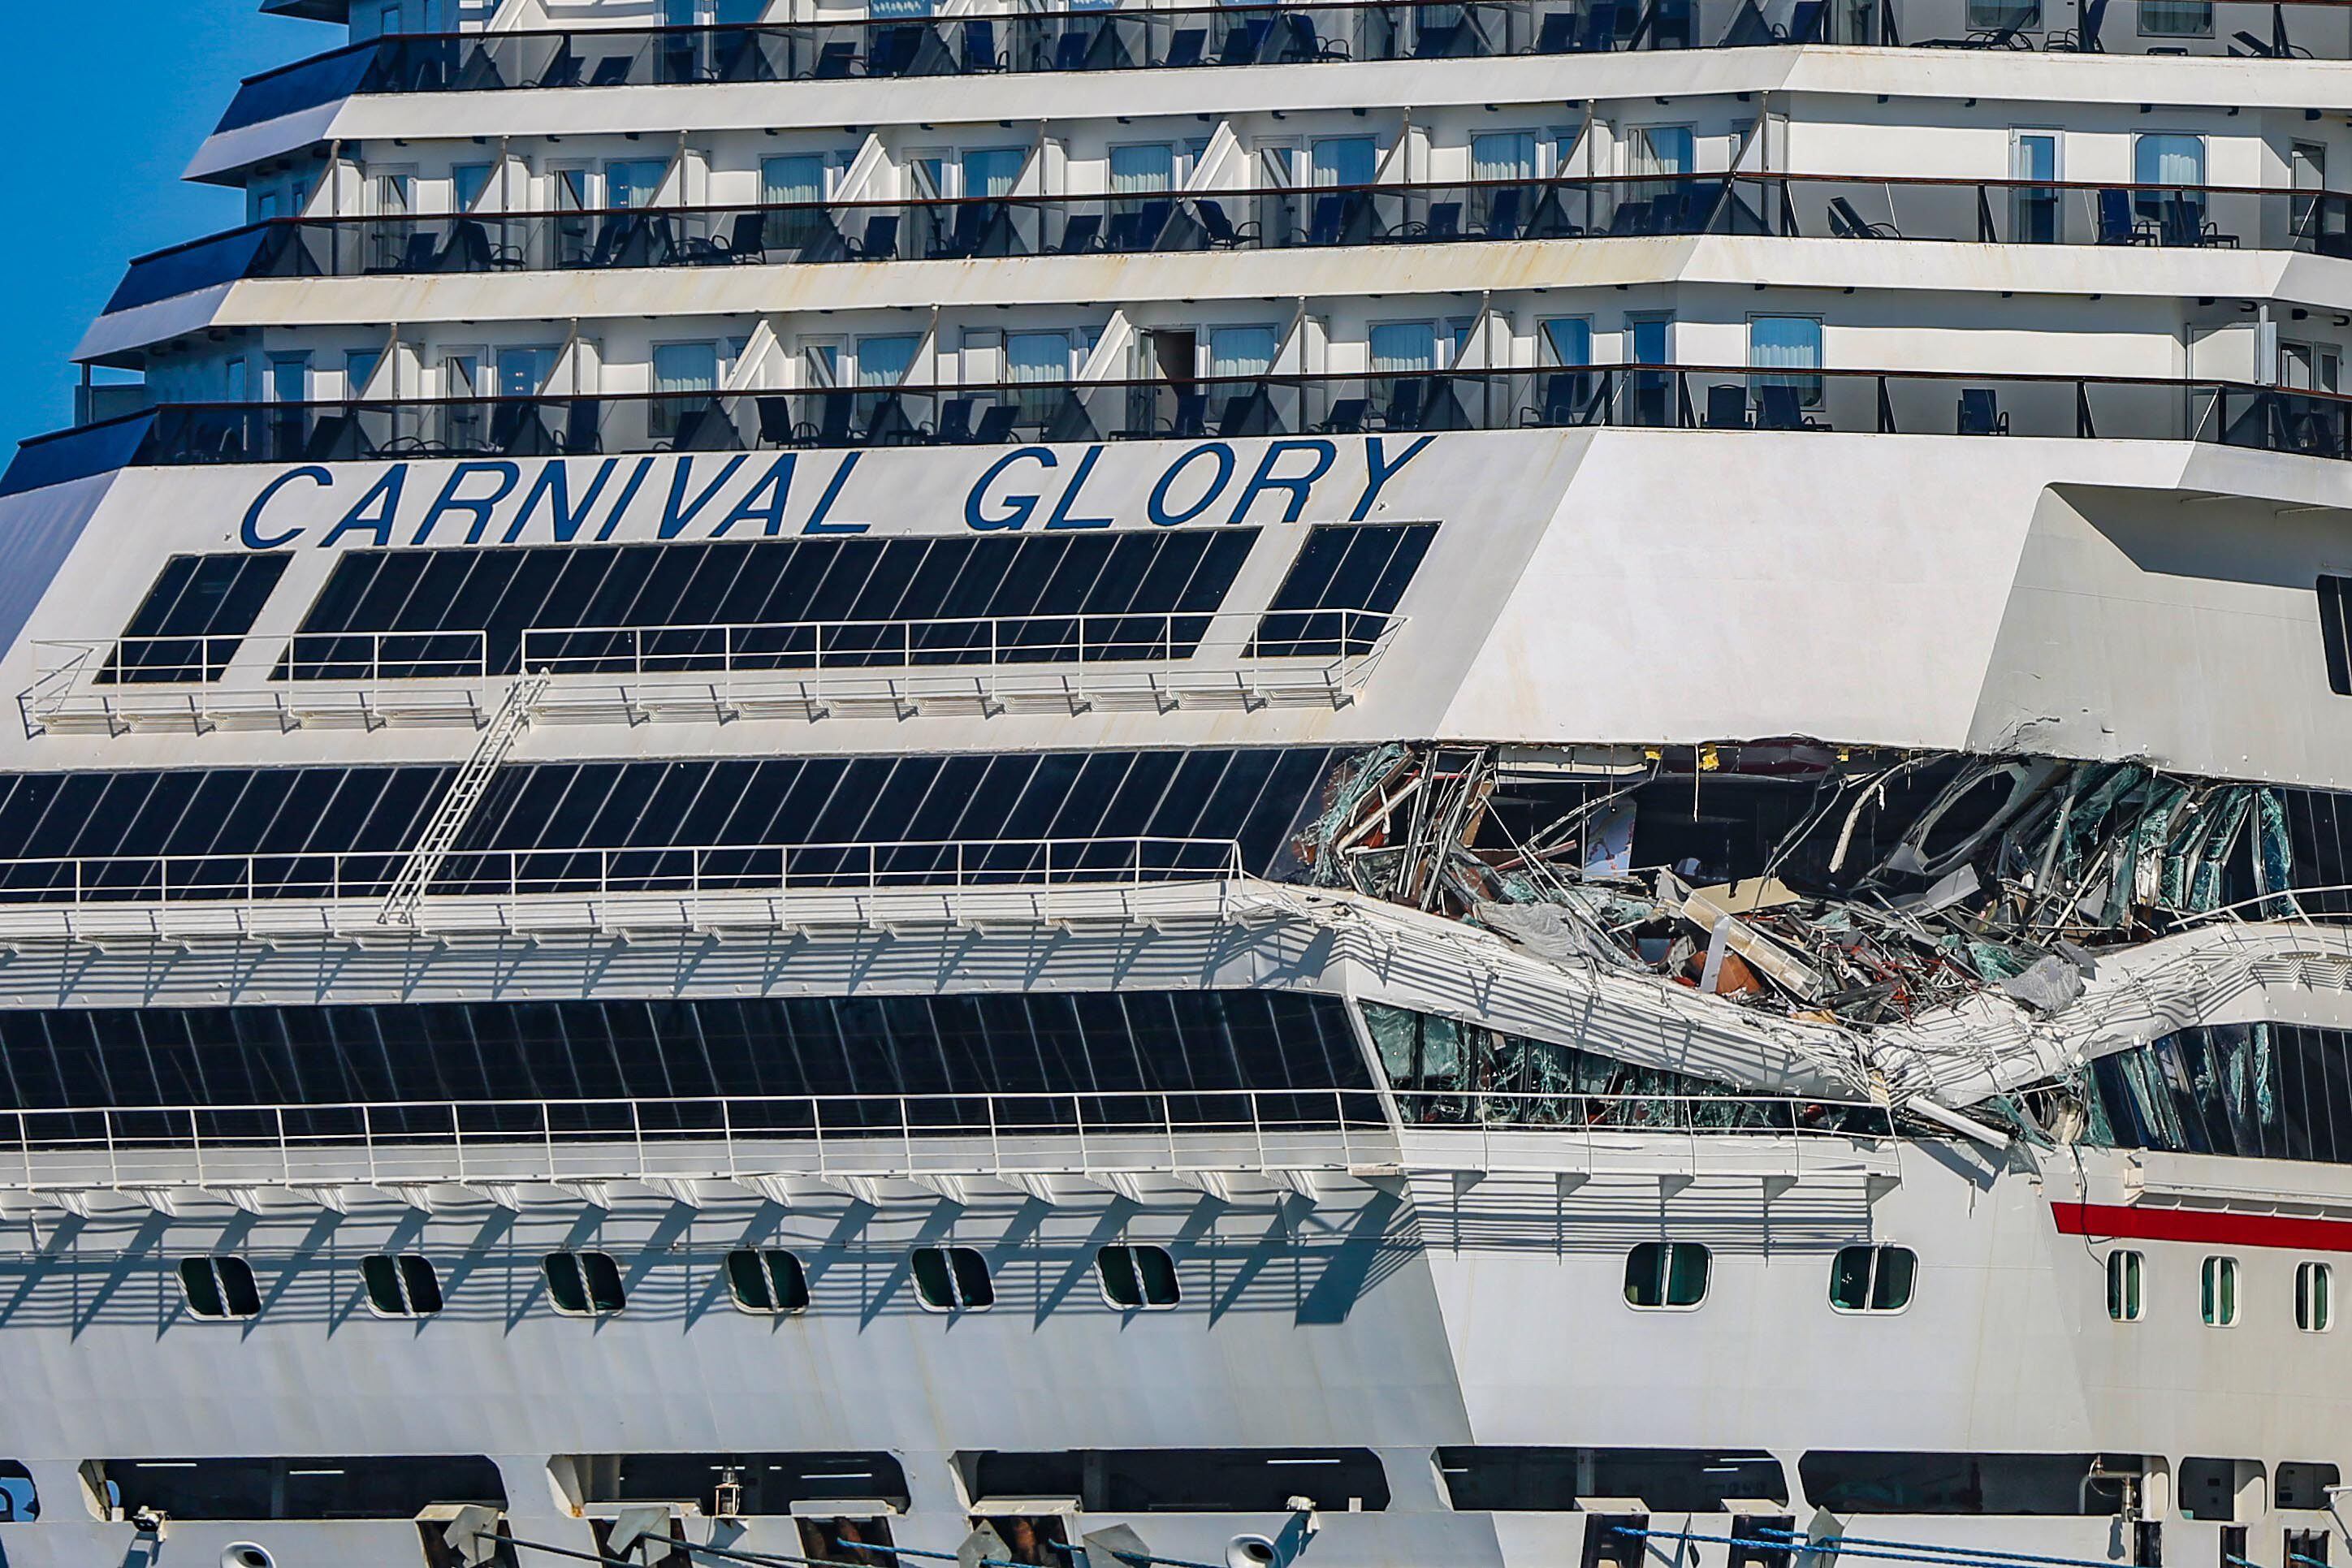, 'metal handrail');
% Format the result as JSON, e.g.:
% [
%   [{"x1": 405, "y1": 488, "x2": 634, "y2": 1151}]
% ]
[
  {"x1": 0, "y1": 1086, "x2": 1896, "y2": 1190},
  {"x1": 515, "y1": 607, "x2": 1399, "y2": 676},
  {"x1": 0, "y1": 835, "x2": 1250, "y2": 905},
  {"x1": 33, "y1": 628, "x2": 494, "y2": 686}
]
